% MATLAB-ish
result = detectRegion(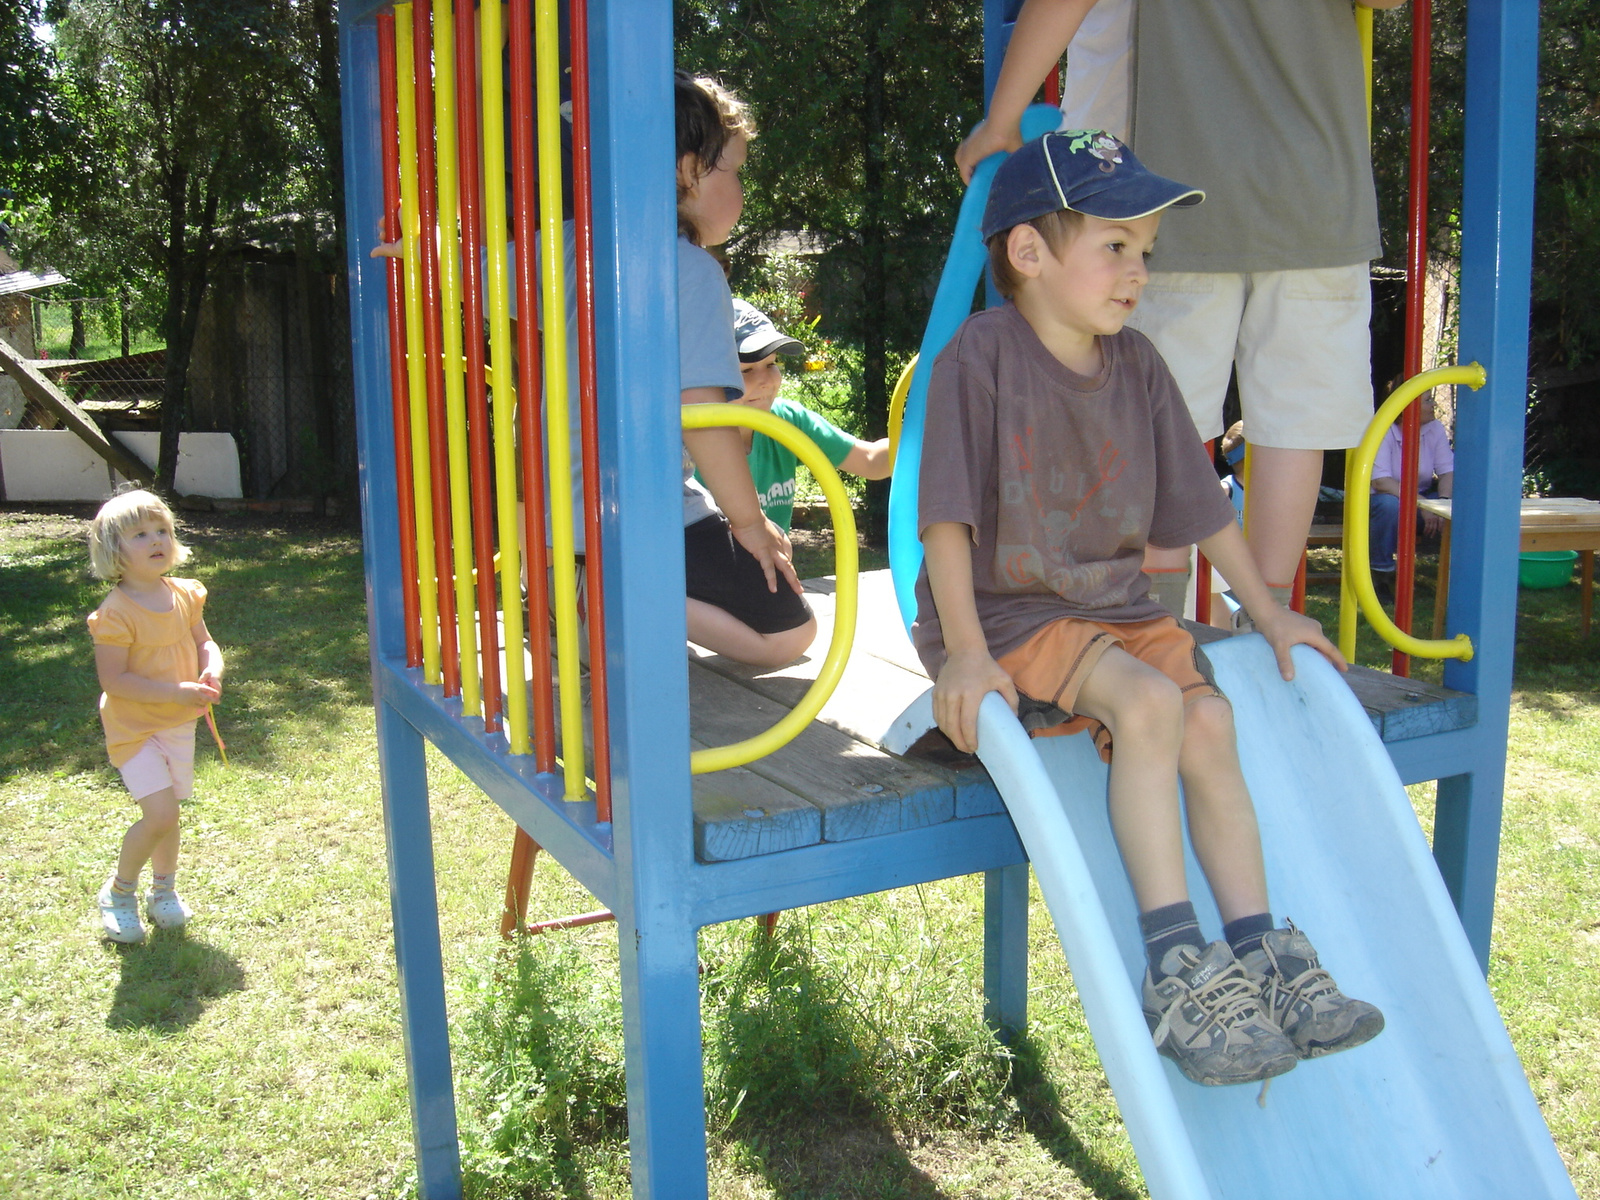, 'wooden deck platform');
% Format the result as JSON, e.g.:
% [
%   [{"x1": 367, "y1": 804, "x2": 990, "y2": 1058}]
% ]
[{"x1": 684, "y1": 571, "x2": 1476, "y2": 864}]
